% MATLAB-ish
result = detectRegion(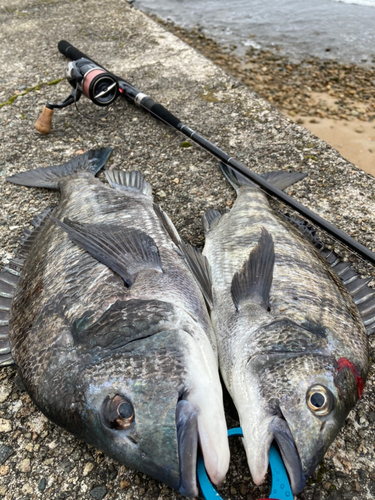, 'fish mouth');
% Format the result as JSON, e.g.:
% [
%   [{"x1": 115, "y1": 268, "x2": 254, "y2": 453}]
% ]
[
  {"x1": 176, "y1": 399, "x2": 225, "y2": 497},
  {"x1": 268, "y1": 415, "x2": 305, "y2": 494}
]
